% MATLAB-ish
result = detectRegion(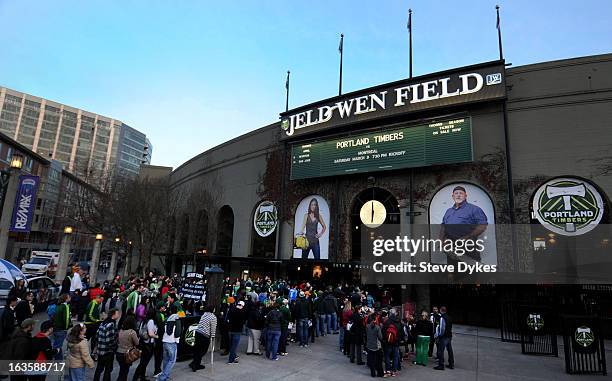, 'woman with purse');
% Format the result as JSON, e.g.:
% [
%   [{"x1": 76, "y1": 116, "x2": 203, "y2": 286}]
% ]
[
  {"x1": 116, "y1": 316, "x2": 140, "y2": 381},
  {"x1": 133, "y1": 309, "x2": 158, "y2": 381},
  {"x1": 66, "y1": 323, "x2": 94, "y2": 381}
]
